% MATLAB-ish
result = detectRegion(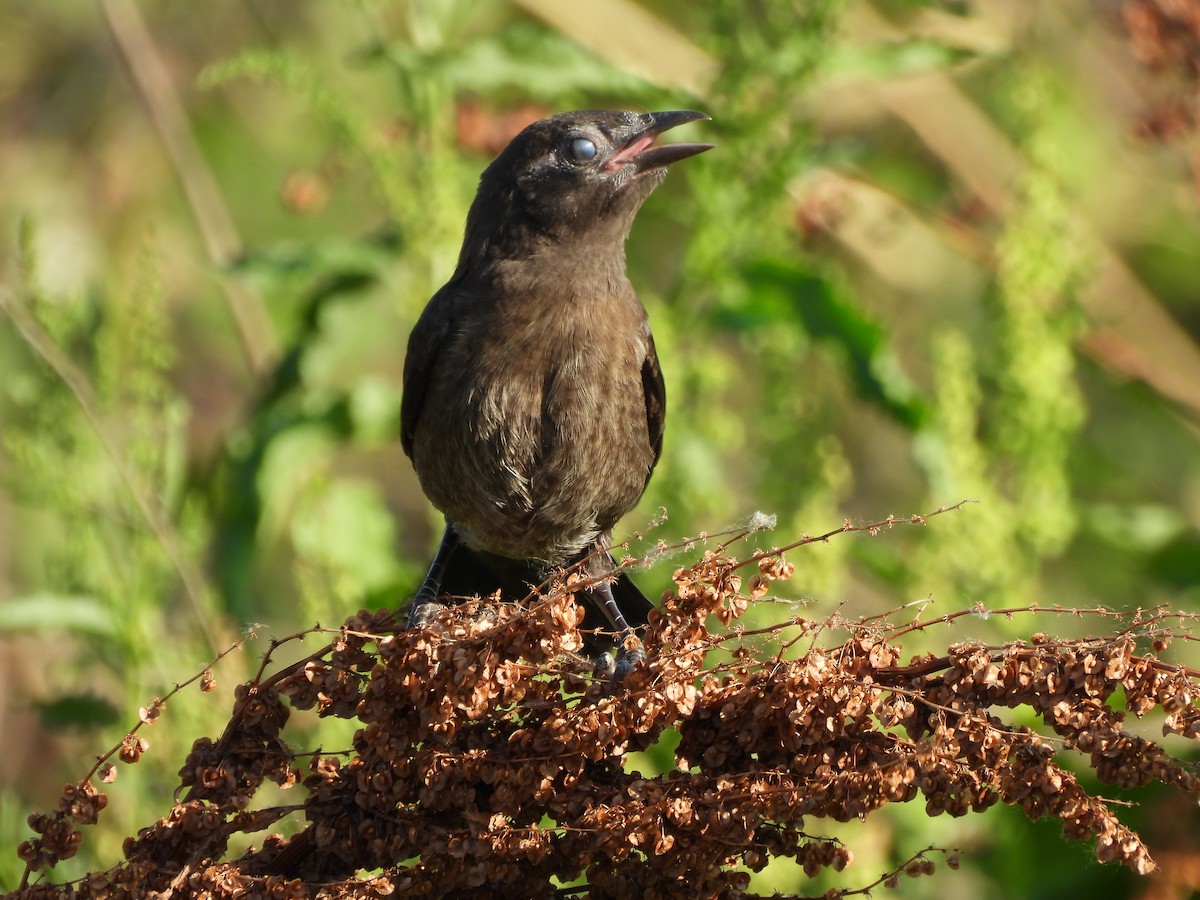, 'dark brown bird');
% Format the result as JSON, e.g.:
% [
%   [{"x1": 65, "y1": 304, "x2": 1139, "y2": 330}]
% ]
[{"x1": 402, "y1": 109, "x2": 712, "y2": 658}]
